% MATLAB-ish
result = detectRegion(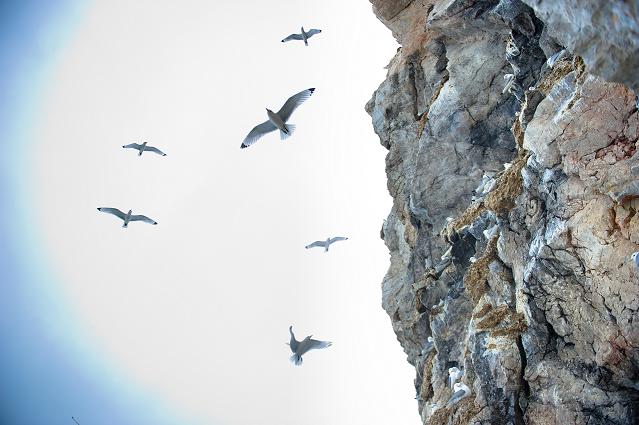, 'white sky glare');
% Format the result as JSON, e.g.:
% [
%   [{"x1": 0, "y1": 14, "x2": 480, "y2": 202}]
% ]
[{"x1": 23, "y1": 1, "x2": 416, "y2": 424}]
